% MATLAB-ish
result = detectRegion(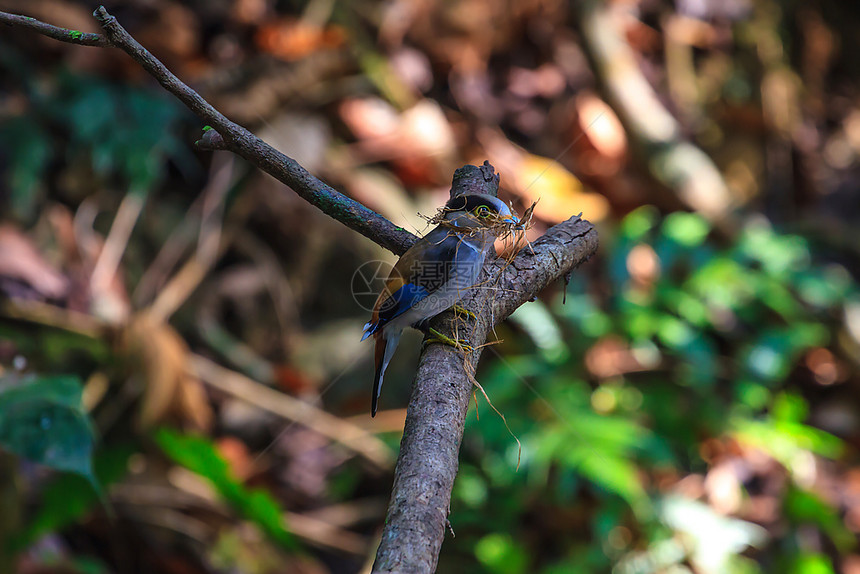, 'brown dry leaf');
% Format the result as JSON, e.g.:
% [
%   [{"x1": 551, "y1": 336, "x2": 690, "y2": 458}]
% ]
[
  {"x1": 340, "y1": 98, "x2": 455, "y2": 159},
  {"x1": 626, "y1": 243, "x2": 661, "y2": 287},
  {"x1": 231, "y1": 0, "x2": 269, "y2": 25},
  {"x1": 133, "y1": 2, "x2": 201, "y2": 75},
  {"x1": 514, "y1": 154, "x2": 610, "y2": 223},
  {"x1": 508, "y1": 64, "x2": 566, "y2": 99},
  {"x1": 124, "y1": 312, "x2": 212, "y2": 431},
  {"x1": 208, "y1": 524, "x2": 329, "y2": 574},
  {"x1": 339, "y1": 97, "x2": 456, "y2": 185},
  {"x1": 46, "y1": 204, "x2": 131, "y2": 320},
  {"x1": 274, "y1": 365, "x2": 316, "y2": 395},
  {"x1": 576, "y1": 93, "x2": 627, "y2": 160},
  {"x1": 845, "y1": 556, "x2": 860, "y2": 574},
  {"x1": 0, "y1": 224, "x2": 69, "y2": 300},
  {"x1": 255, "y1": 18, "x2": 345, "y2": 61},
  {"x1": 216, "y1": 436, "x2": 254, "y2": 481},
  {"x1": 400, "y1": 99, "x2": 457, "y2": 159},
  {"x1": 585, "y1": 336, "x2": 654, "y2": 378},
  {"x1": 176, "y1": 362, "x2": 215, "y2": 432}
]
